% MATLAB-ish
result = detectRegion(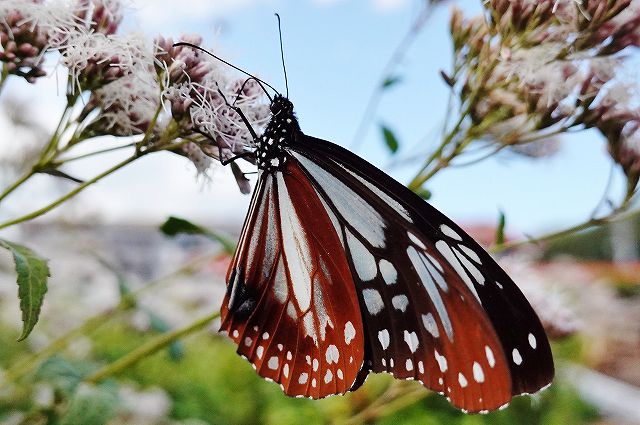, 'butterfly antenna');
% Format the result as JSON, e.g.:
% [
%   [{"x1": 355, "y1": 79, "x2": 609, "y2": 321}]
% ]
[
  {"x1": 173, "y1": 42, "x2": 277, "y2": 101},
  {"x1": 275, "y1": 13, "x2": 289, "y2": 98}
]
